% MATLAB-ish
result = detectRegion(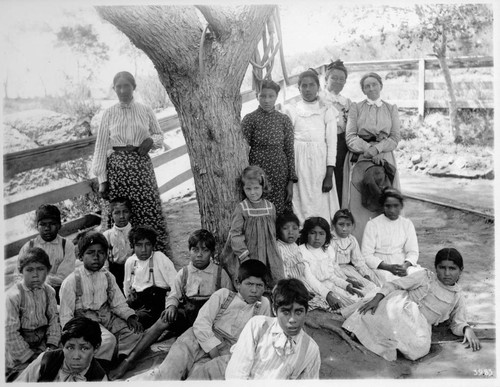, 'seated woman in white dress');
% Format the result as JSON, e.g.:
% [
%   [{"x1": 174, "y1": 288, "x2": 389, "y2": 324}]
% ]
[
  {"x1": 342, "y1": 248, "x2": 481, "y2": 361},
  {"x1": 362, "y1": 188, "x2": 420, "y2": 285}
]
